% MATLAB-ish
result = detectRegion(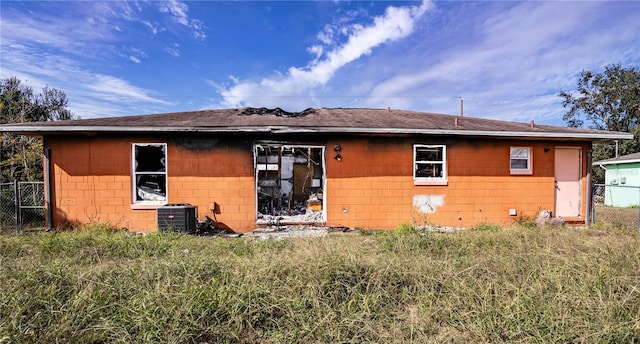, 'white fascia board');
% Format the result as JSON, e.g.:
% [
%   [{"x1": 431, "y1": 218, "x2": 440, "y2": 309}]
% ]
[
  {"x1": 1, "y1": 125, "x2": 633, "y2": 140},
  {"x1": 272, "y1": 127, "x2": 634, "y2": 140},
  {"x1": 594, "y1": 159, "x2": 640, "y2": 166}
]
